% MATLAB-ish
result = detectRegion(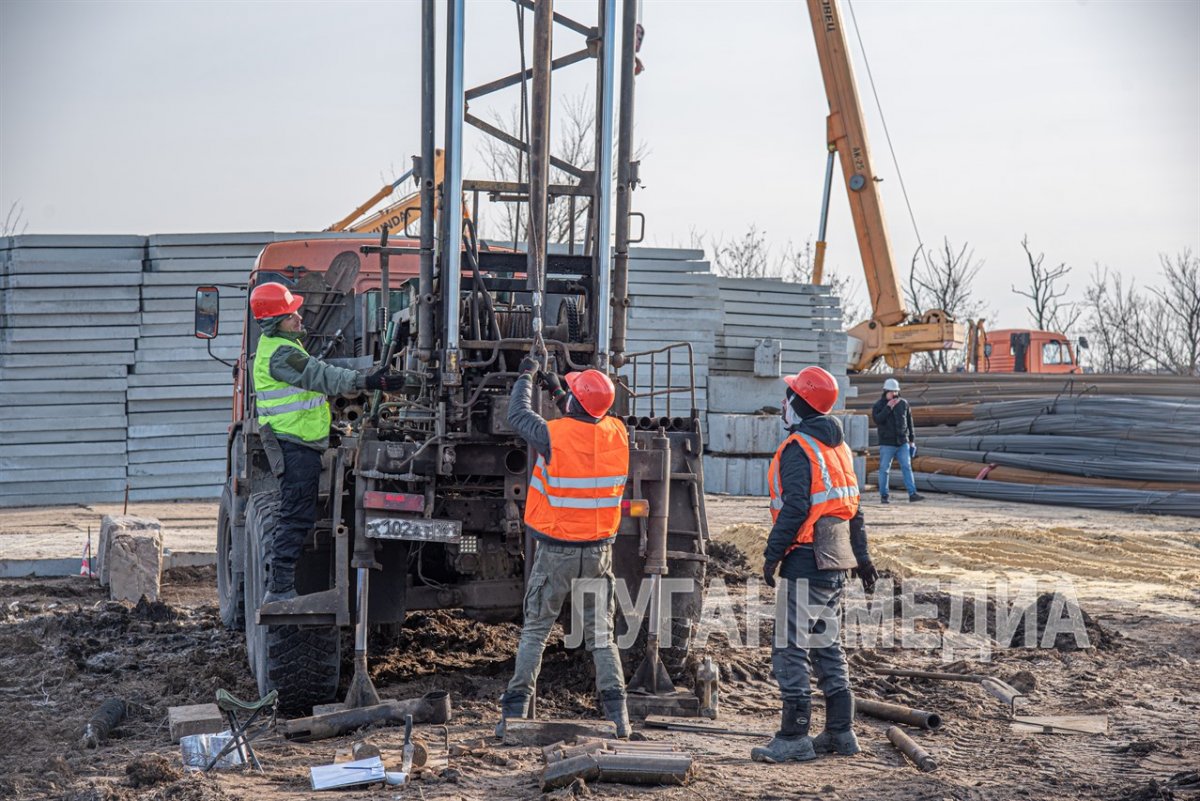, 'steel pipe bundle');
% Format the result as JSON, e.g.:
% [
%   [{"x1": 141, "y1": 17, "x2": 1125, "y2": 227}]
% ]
[
  {"x1": 918, "y1": 448, "x2": 1200, "y2": 484},
  {"x1": 902, "y1": 472, "x2": 1200, "y2": 518},
  {"x1": 903, "y1": 456, "x2": 1200, "y2": 494}
]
